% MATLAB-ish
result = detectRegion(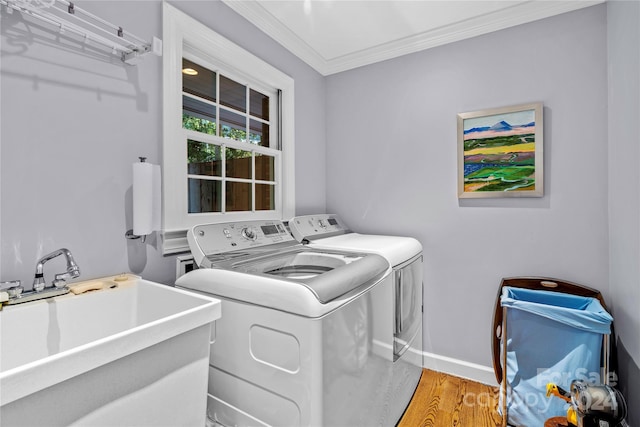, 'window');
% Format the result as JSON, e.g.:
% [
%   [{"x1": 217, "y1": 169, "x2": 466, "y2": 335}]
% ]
[
  {"x1": 182, "y1": 58, "x2": 277, "y2": 213},
  {"x1": 162, "y1": 3, "x2": 295, "y2": 254}
]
